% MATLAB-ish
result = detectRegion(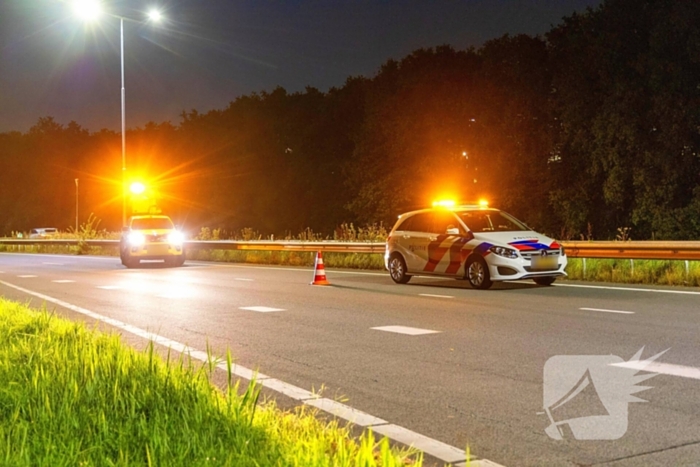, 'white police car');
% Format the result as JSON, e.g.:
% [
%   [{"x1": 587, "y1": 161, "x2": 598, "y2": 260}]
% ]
[{"x1": 385, "y1": 202, "x2": 567, "y2": 289}]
